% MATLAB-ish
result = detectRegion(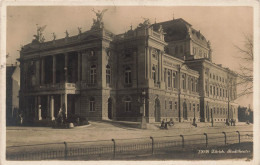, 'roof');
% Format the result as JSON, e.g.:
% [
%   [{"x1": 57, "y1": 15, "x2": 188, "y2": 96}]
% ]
[{"x1": 153, "y1": 18, "x2": 209, "y2": 47}]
